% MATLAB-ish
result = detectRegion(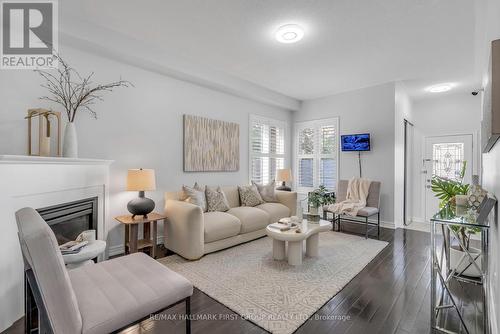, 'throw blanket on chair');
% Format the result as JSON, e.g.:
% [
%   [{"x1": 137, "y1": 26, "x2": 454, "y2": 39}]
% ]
[{"x1": 328, "y1": 178, "x2": 372, "y2": 217}]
